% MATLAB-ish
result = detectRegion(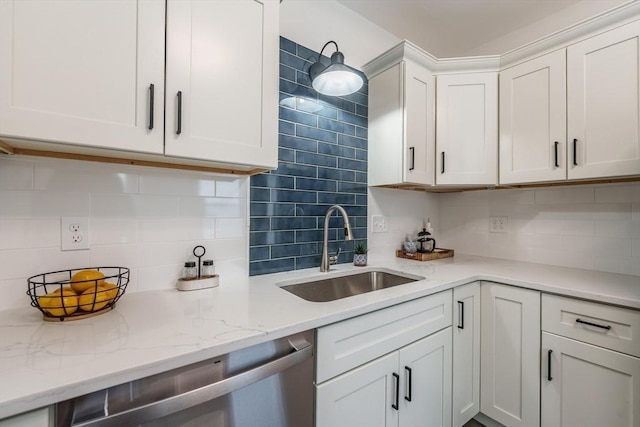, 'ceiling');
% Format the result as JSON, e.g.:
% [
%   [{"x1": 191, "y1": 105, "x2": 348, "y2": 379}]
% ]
[{"x1": 335, "y1": 0, "x2": 630, "y2": 57}]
